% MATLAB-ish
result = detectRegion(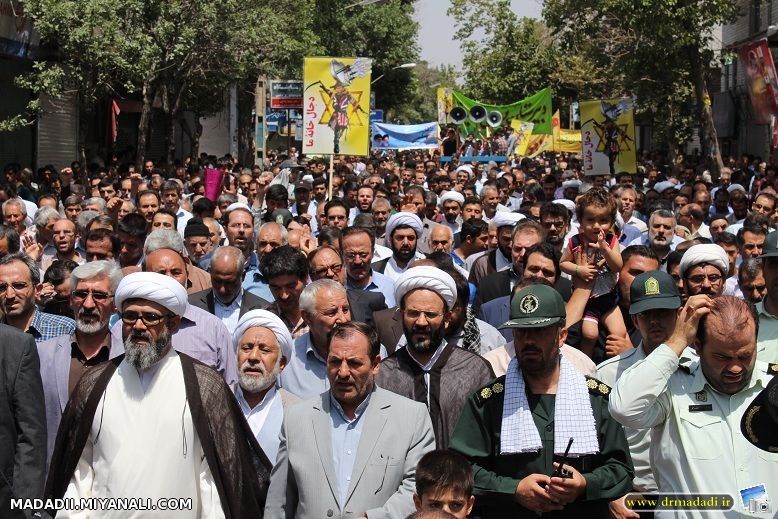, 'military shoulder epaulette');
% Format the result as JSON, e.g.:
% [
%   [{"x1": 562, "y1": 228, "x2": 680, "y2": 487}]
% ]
[
  {"x1": 585, "y1": 376, "x2": 611, "y2": 398},
  {"x1": 768, "y1": 363, "x2": 778, "y2": 375},
  {"x1": 677, "y1": 363, "x2": 692, "y2": 374},
  {"x1": 475, "y1": 376, "x2": 506, "y2": 405}
]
